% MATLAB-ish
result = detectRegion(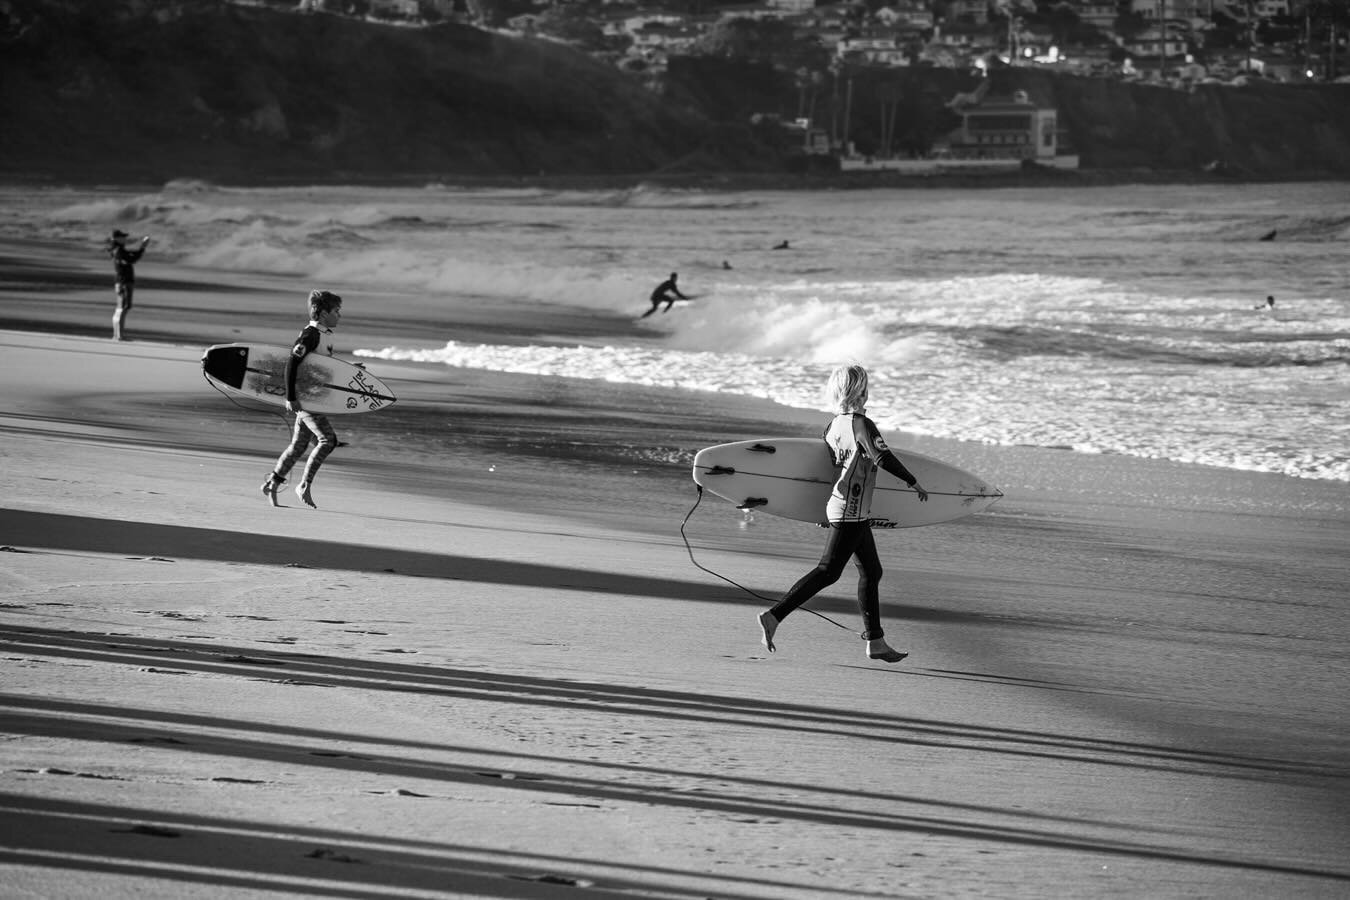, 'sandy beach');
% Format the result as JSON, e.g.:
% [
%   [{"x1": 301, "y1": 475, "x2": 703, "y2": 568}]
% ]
[{"x1": 2, "y1": 238, "x2": 1349, "y2": 899}]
